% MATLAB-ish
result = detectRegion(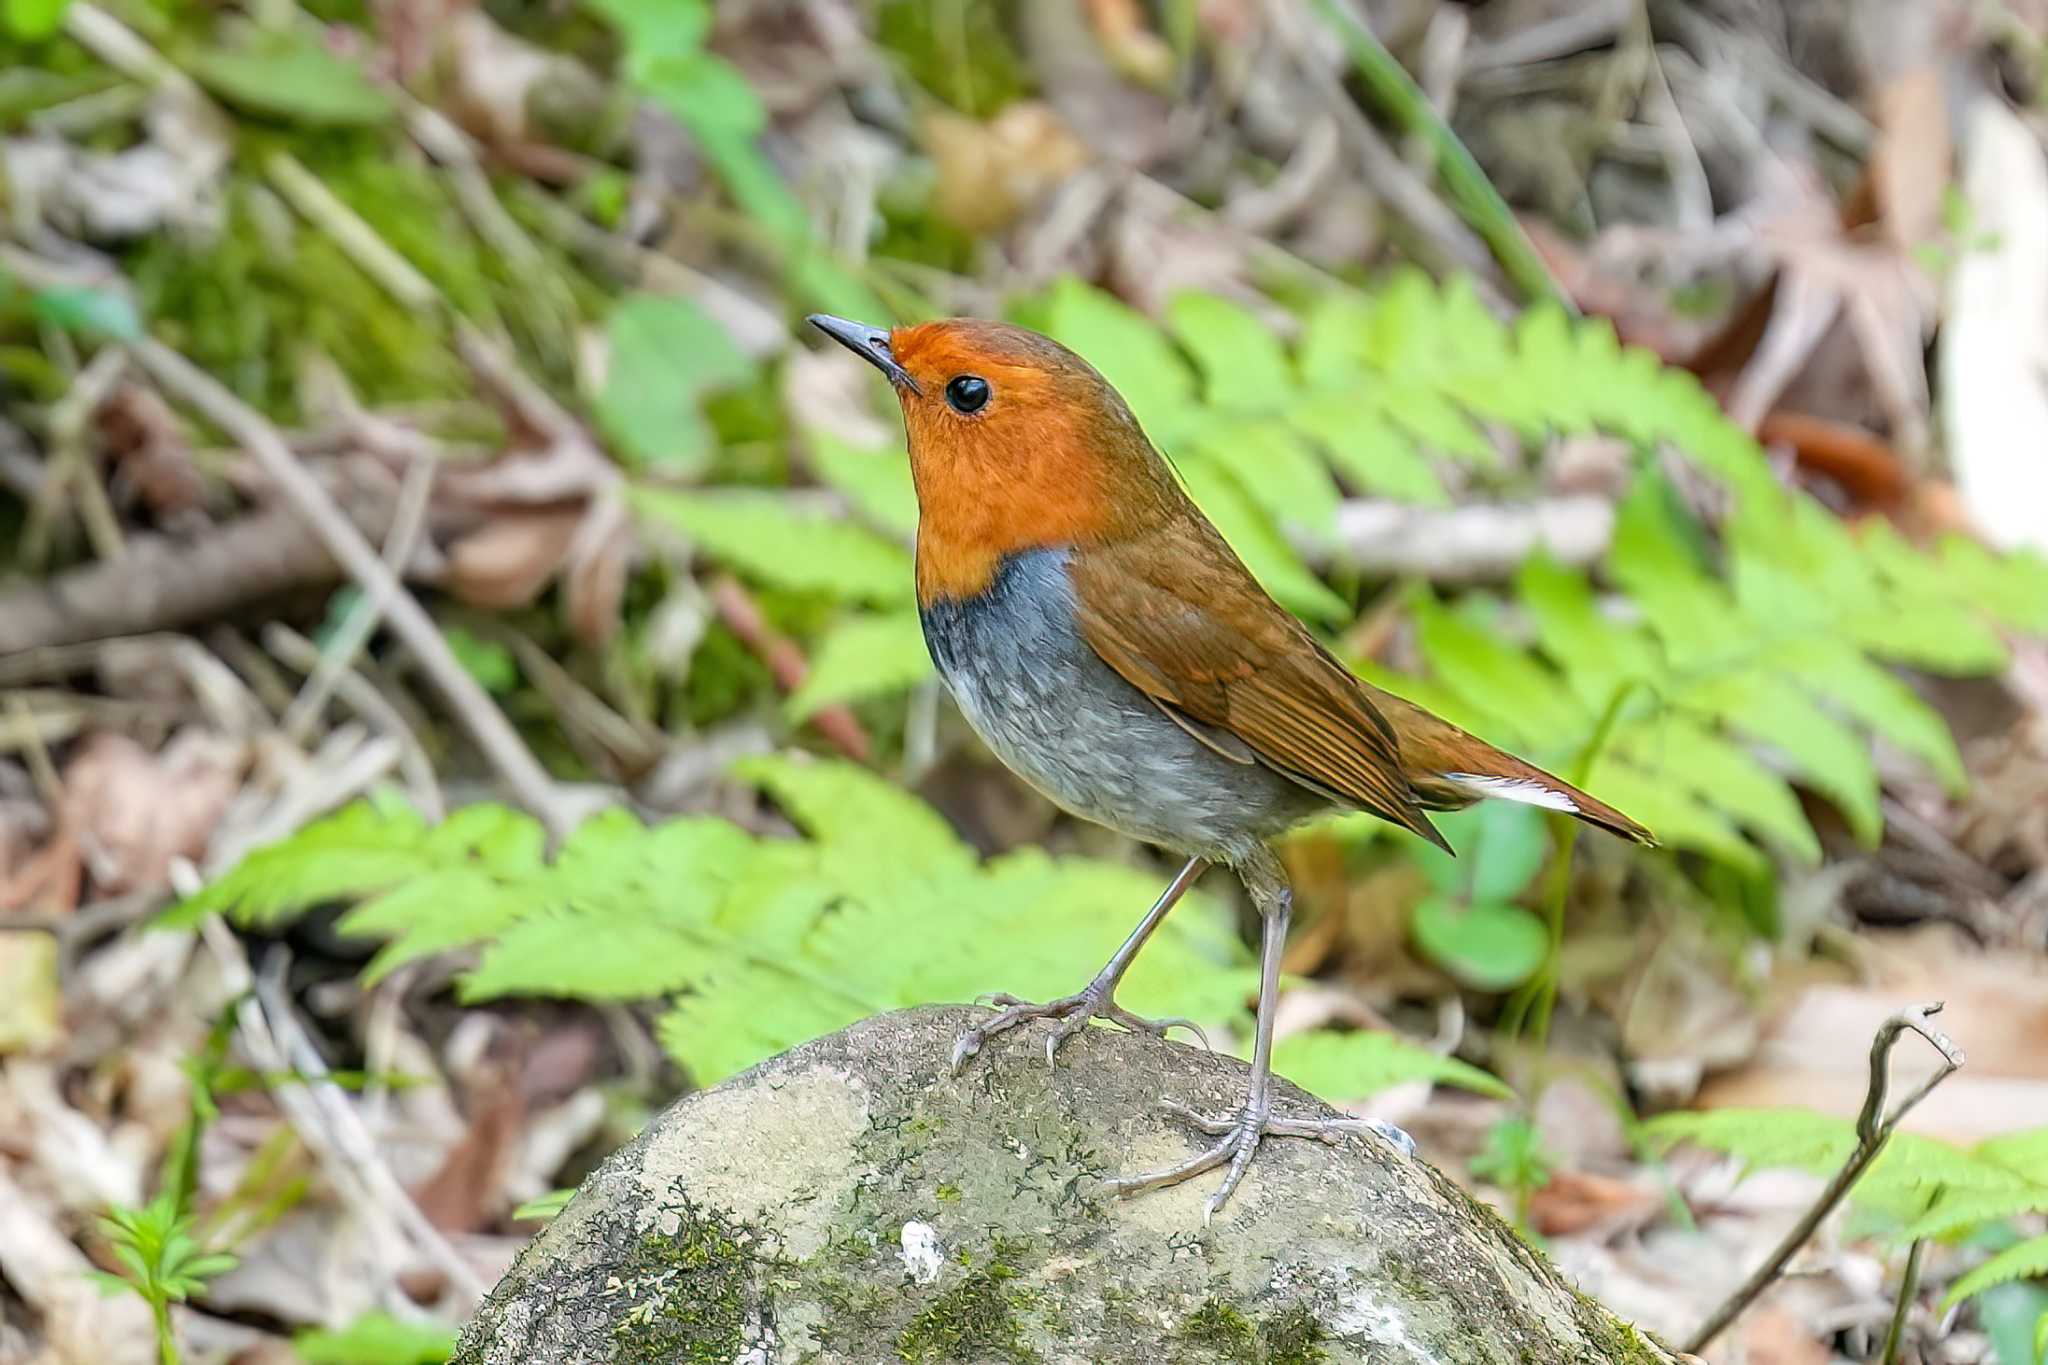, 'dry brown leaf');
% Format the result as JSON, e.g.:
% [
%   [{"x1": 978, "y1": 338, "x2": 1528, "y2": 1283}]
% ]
[
  {"x1": 0, "y1": 829, "x2": 81, "y2": 916},
  {"x1": 59, "y1": 730, "x2": 245, "y2": 897},
  {"x1": 923, "y1": 102, "x2": 1090, "y2": 237},
  {"x1": 1527, "y1": 1170, "x2": 1663, "y2": 1238},
  {"x1": 1697, "y1": 926, "x2": 2048, "y2": 1141},
  {"x1": 1737, "y1": 1306, "x2": 1832, "y2": 1365},
  {"x1": 445, "y1": 505, "x2": 582, "y2": 609},
  {"x1": 412, "y1": 1069, "x2": 524, "y2": 1235}
]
